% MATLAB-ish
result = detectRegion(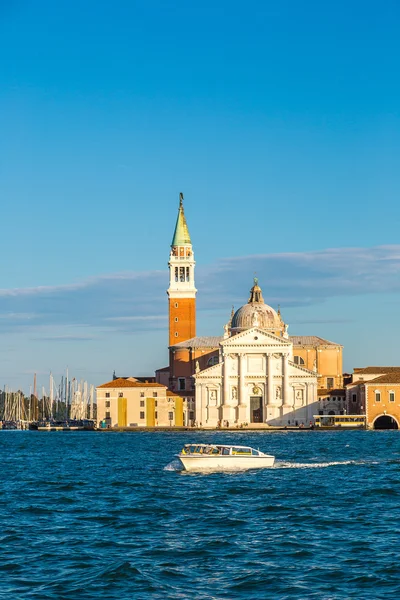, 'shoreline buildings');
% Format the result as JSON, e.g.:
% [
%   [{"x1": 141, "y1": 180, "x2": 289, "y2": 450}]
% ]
[{"x1": 94, "y1": 195, "x2": 400, "y2": 430}]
